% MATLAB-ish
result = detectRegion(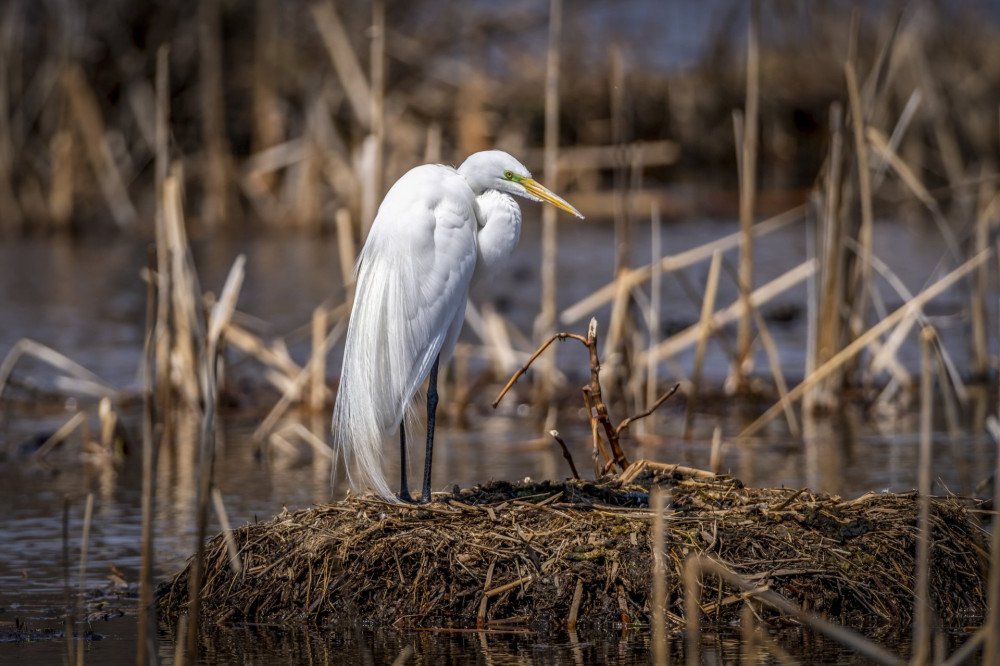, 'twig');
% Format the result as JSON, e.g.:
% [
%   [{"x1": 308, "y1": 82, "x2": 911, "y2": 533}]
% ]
[
  {"x1": 492, "y1": 331, "x2": 586, "y2": 408},
  {"x1": 548, "y1": 430, "x2": 580, "y2": 481},
  {"x1": 618, "y1": 384, "x2": 679, "y2": 436}
]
